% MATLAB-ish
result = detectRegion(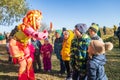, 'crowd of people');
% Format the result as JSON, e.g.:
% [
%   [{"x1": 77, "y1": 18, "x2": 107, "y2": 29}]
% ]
[{"x1": 1, "y1": 9, "x2": 120, "y2": 80}]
